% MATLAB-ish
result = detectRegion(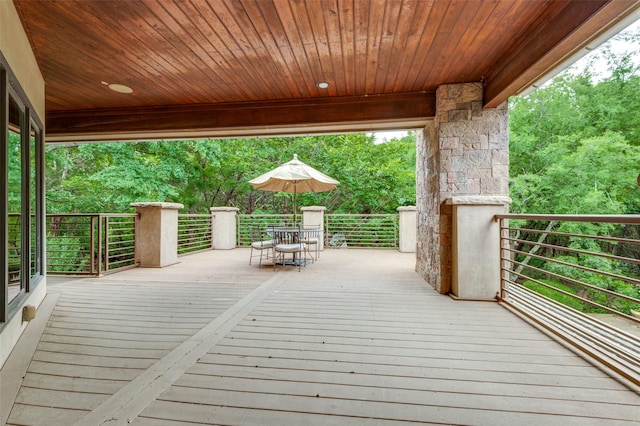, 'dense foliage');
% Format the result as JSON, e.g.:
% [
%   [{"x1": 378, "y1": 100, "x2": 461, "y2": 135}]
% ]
[
  {"x1": 509, "y1": 30, "x2": 640, "y2": 215},
  {"x1": 46, "y1": 133, "x2": 416, "y2": 214},
  {"x1": 508, "y1": 28, "x2": 640, "y2": 314}
]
